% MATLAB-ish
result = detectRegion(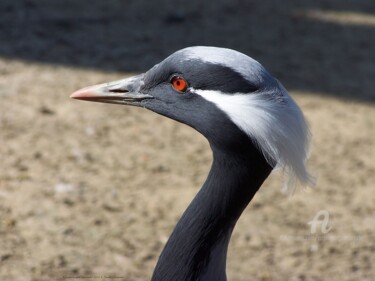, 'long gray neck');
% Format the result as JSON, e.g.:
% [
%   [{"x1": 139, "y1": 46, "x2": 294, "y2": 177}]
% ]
[{"x1": 151, "y1": 142, "x2": 272, "y2": 281}]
